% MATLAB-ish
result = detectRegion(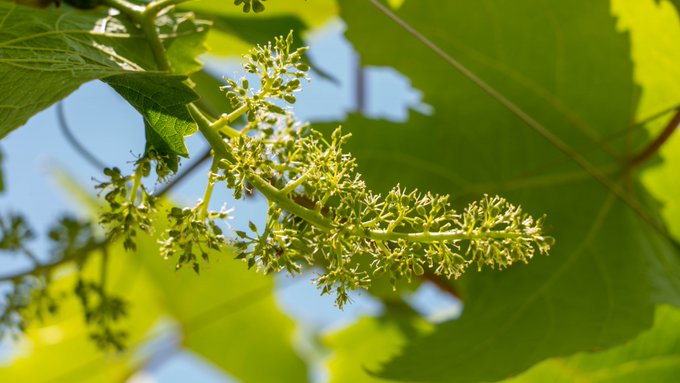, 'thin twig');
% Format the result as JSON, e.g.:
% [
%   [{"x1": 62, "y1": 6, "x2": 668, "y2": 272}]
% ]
[
  {"x1": 0, "y1": 241, "x2": 107, "y2": 282},
  {"x1": 422, "y1": 272, "x2": 462, "y2": 300},
  {"x1": 157, "y1": 148, "x2": 212, "y2": 198},
  {"x1": 355, "y1": 52, "x2": 366, "y2": 113},
  {"x1": 56, "y1": 102, "x2": 108, "y2": 171},
  {"x1": 629, "y1": 108, "x2": 680, "y2": 168},
  {"x1": 366, "y1": 0, "x2": 672, "y2": 241}
]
